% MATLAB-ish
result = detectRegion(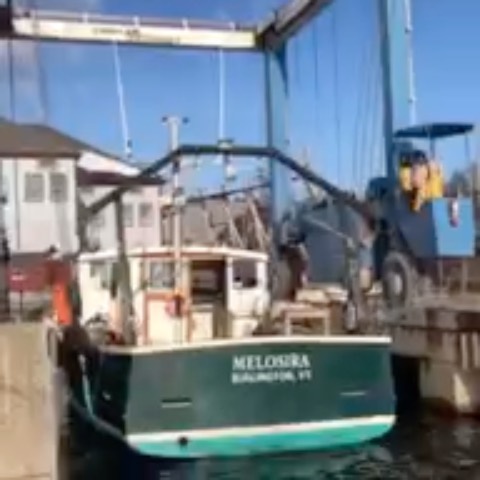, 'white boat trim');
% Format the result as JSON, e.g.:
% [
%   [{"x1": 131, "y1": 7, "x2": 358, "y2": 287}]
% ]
[
  {"x1": 102, "y1": 335, "x2": 392, "y2": 354},
  {"x1": 128, "y1": 414, "x2": 395, "y2": 443},
  {"x1": 79, "y1": 244, "x2": 269, "y2": 262}
]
